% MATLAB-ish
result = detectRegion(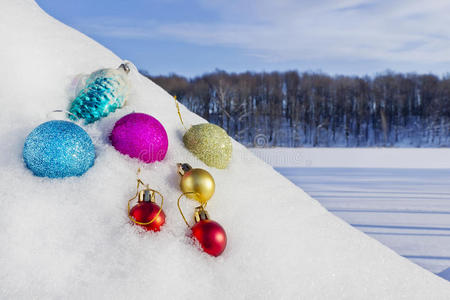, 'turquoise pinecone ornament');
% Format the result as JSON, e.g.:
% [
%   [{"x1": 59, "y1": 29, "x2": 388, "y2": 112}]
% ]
[{"x1": 68, "y1": 63, "x2": 130, "y2": 124}]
